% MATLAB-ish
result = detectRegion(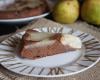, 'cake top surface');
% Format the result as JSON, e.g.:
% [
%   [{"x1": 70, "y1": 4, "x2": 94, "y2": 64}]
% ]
[
  {"x1": 0, "y1": 0, "x2": 44, "y2": 11},
  {"x1": 23, "y1": 29, "x2": 82, "y2": 49}
]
